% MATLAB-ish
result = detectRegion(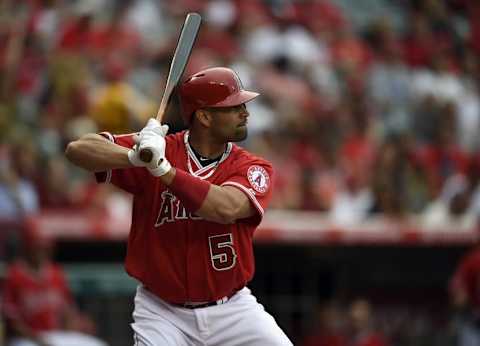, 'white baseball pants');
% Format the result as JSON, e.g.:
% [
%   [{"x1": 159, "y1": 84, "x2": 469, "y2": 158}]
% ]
[{"x1": 131, "y1": 285, "x2": 293, "y2": 346}]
